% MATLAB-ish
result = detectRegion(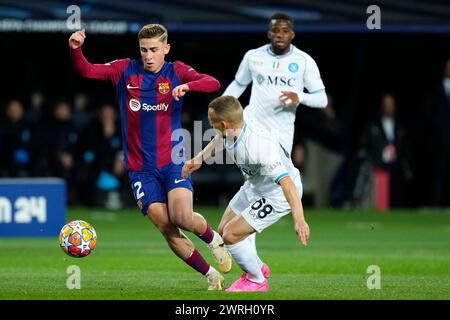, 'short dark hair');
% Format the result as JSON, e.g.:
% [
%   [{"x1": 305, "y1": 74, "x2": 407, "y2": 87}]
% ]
[{"x1": 269, "y1": 12, "x2": 294, "y2": 27}]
